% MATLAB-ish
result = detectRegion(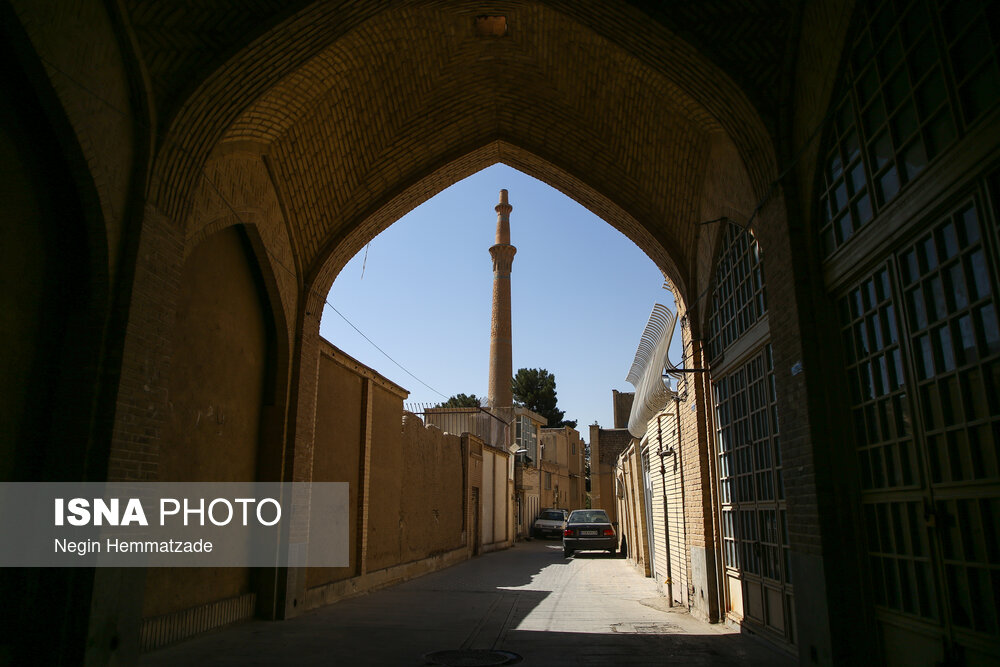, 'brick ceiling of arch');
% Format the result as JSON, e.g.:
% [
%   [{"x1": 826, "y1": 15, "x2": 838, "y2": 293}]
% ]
[{"x1": 123, "y1": 0, "x2": 798, "y2": 301}]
